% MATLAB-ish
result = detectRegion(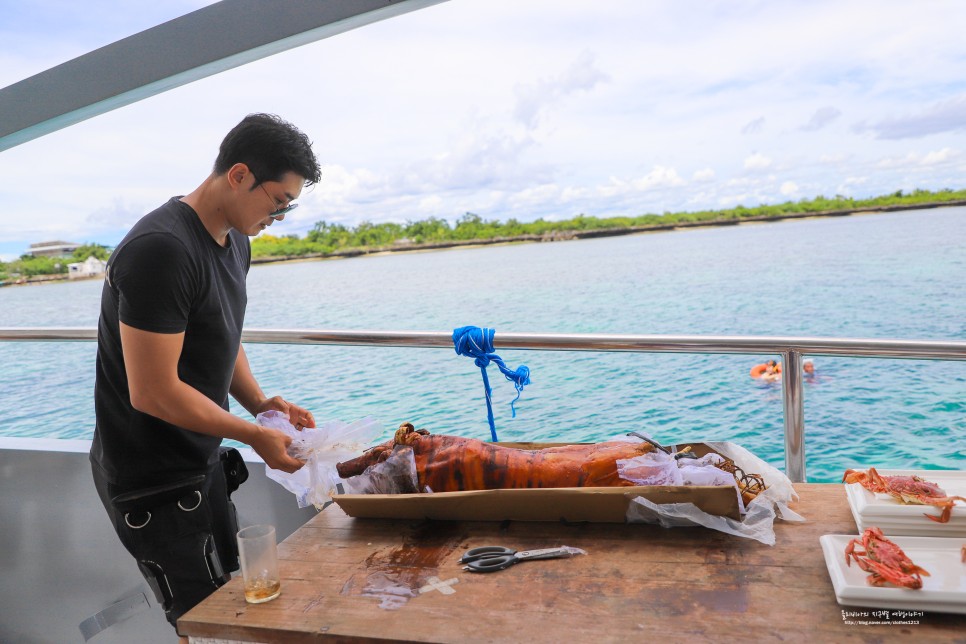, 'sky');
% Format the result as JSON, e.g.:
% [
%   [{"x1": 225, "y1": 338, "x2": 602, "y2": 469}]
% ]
[{"x1": 1, "y1": 0, "x2": 965, "y2": 260}]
